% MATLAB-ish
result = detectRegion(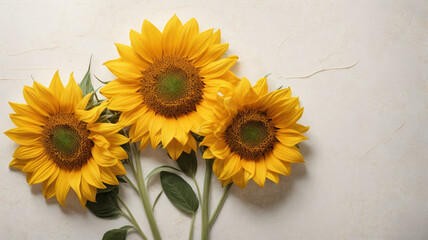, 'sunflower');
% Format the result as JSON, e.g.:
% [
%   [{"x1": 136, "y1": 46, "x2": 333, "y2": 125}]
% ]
[
  {"x1": 5, "y1": 71, "x2": 128, "y2": 206},
  {"x1": 100, "y1": 15, "x2": 239, "y2": 160},
  {"x1": 199, "y1": 77, "x2": 309, "y2": 188}
]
